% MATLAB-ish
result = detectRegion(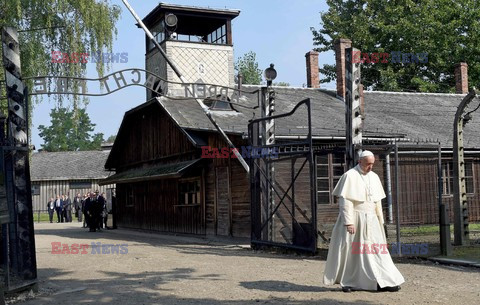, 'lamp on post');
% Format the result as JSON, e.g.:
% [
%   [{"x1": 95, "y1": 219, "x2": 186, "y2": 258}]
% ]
[
  {"x1": 264, "y1": 63, "x2": 277, "y2": 87},
  {"x1": 262, "y1": 64, "x2": 277, "y2": 241}
]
